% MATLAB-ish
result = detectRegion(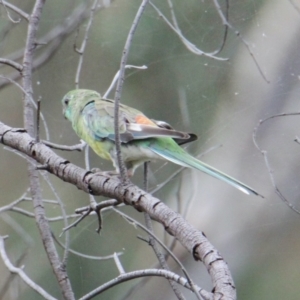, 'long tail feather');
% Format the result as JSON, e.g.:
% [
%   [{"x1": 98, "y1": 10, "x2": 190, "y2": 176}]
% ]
[{"x1": 151, "y1": 146, "x2": 262, "y2": 197}]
